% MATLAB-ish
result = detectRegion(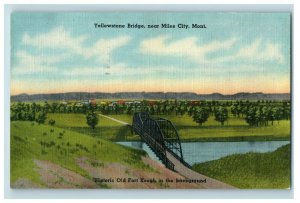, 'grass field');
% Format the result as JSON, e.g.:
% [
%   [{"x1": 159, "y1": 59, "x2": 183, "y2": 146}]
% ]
[
  {"x1": 46, "y1": 113, "x2": 290, "y2": 142},
  {"x1": 11, "y1": 121, "x2": 151, "y2": 187},
  {"x1": 108, "y1": 114, "x2": 291, "y2": 141},
  {"x1": 47, "y1": 113, "x2": 138, "y2": 141},
  {"x1": 192, "y1": 144, "x2": 291, "y2": 189}
]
